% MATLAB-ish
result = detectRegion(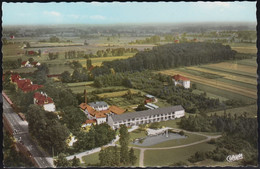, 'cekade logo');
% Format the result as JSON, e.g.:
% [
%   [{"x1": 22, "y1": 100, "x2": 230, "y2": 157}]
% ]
[{"x1": 226, "y1": 153, "x2": 243, "y2": 162}]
